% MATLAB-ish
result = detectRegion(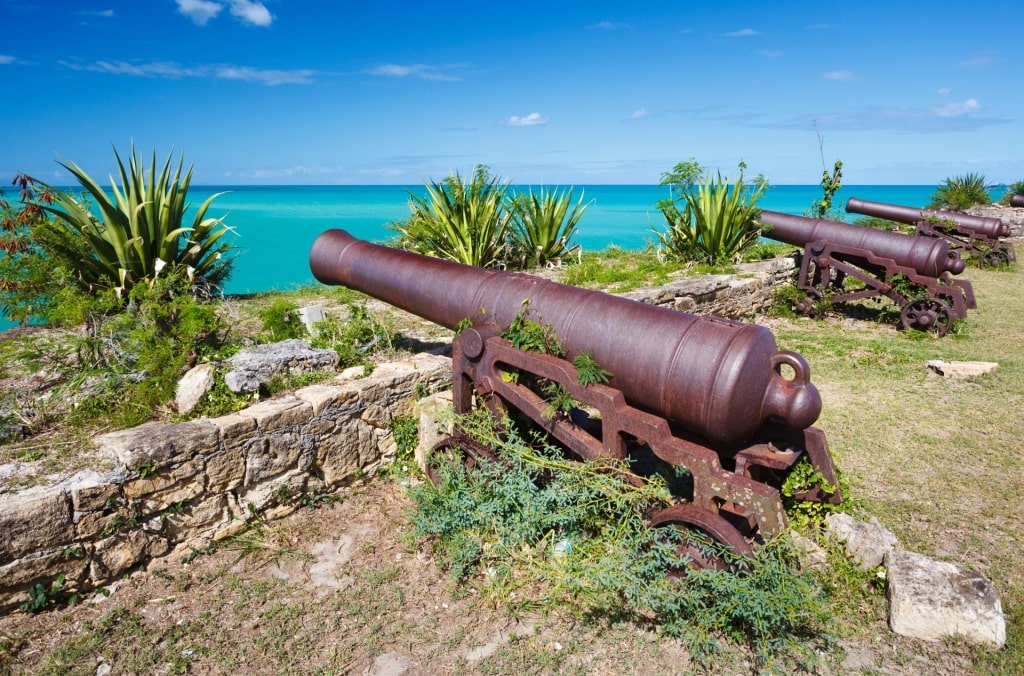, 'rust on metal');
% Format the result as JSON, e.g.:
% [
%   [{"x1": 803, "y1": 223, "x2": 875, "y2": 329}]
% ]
[
  {"x1": 846, "y1": 197, "x2": 1015, "y2": 266},
  {"x1": 1011, "y1": 194, "x2": 1024, "y2": 208},
  {"x1": 758, "y1": 210, "x2": 976, "y2": 336},
  {"x1": 309, "y1": 229, "x2": 842, "y2": 567}
]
